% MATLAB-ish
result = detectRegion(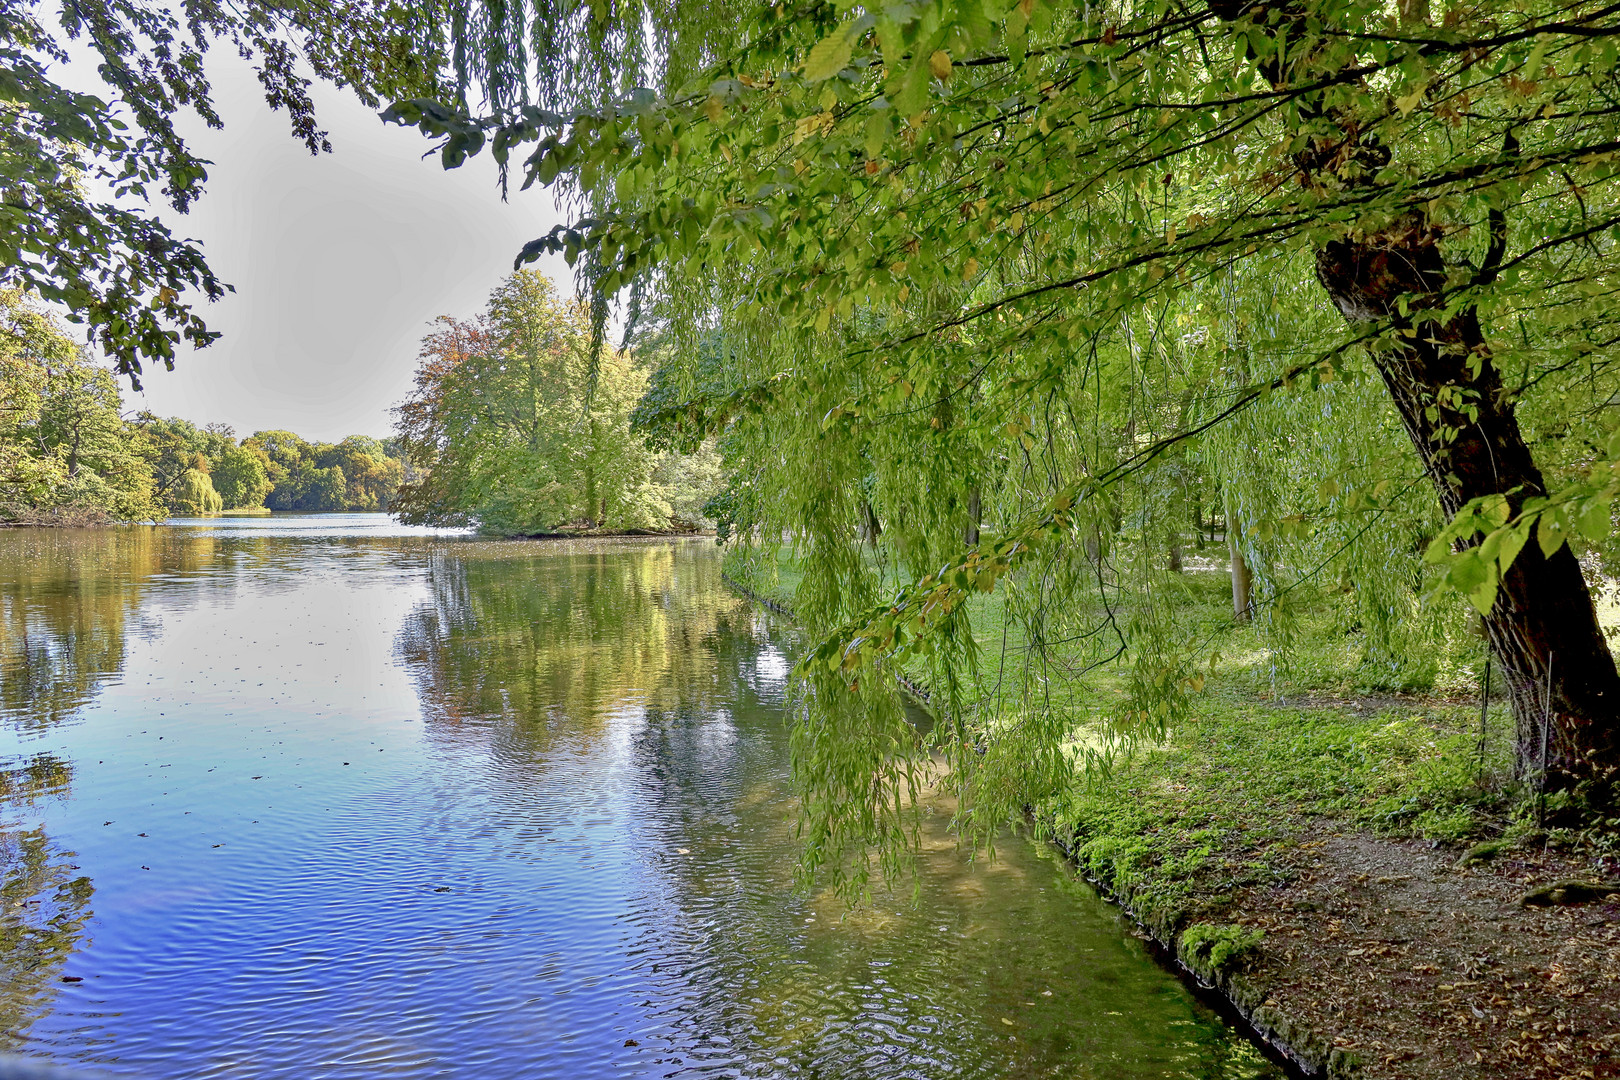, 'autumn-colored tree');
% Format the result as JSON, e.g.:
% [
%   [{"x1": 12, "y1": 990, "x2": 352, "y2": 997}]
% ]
[{"x1": 394, "y1": 270, "x2": 690, "y2": 533}]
